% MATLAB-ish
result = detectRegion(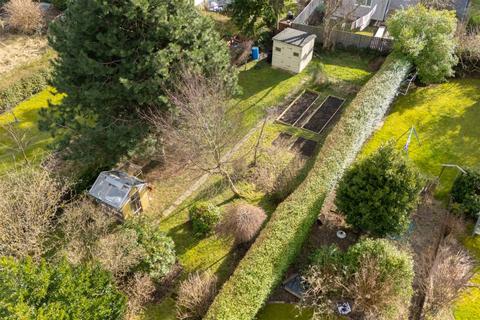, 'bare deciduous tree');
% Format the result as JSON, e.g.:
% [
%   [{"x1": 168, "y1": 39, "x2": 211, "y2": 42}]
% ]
[
  {"x1": 145, "y1": 69, "x2": 242, "y2": 197},
  {"x1": 0, "y1": 120, "x2": 32, "y2": 165},
  {"x1": 0, "y1": 166, "x2": 68, "y2": 261},
  {"x1": 321, "y1": 0, "x2": 359, "y2": 50}
]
